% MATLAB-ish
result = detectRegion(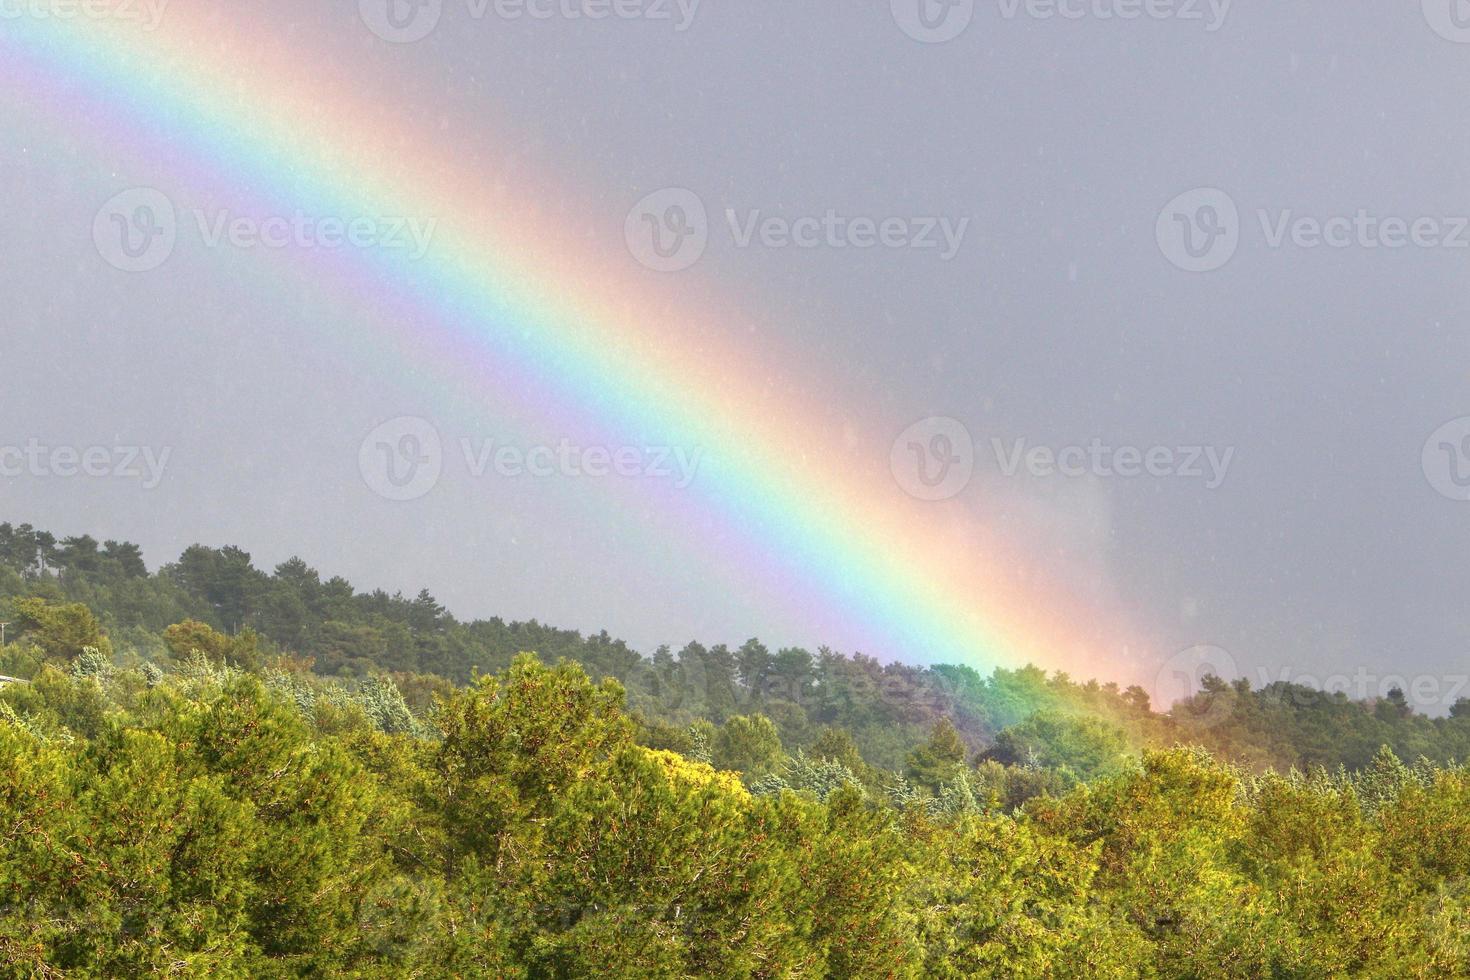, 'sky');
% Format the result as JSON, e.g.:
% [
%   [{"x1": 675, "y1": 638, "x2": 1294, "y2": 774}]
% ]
[{"x1": 5, "y1": 1, "x2": 1470, "y2": 711}]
